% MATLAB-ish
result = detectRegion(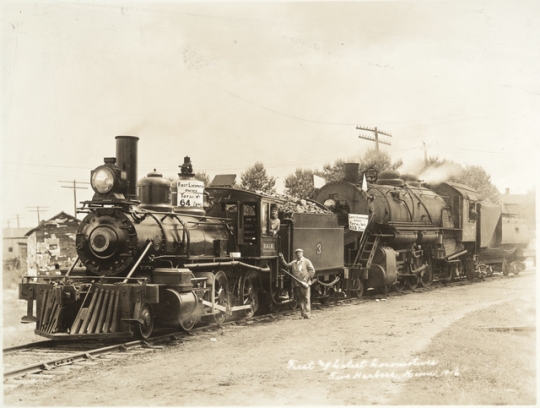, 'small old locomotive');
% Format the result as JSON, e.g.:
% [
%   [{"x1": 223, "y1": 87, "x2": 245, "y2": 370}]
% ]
[{"x1": 19, "y1": 136, "x2": 346, "y2": 340}]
